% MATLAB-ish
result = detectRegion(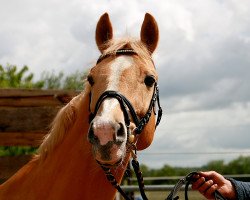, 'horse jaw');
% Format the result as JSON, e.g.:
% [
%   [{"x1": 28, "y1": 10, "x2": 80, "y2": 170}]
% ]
[{"x1": 136, "y1": 114, "x2": 156, "y2": 150}]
